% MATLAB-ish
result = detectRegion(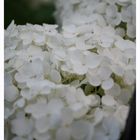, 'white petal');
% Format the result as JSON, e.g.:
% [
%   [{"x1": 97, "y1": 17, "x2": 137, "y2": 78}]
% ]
[
  {"x1": 114, "y1": 105, "x2": 129, "y2": 129},
  {"x1": 19, "y1": 32, "x2": 32, "y2": 45},
  {"x1": 70, "y1": 103, "x2": 89, "y2": 118},
  {"x1": 102, "y1": 95, "x2": 116, "y2": 106},
  {"x1": 111, "y1": 64, "x2": 124, "y2": 76},
  {"x1": 87, "y1": 95, "x2": 100, "y2": 107},
  {"x1": 69, "y1": 49, "x2": 84, "y2": 65},
  {"x1": 99, "y1": 35, "x2": 114, "y2": 48},
  {"x1": 98, "y1": 66, "x2": 112, "y2": 80},
  {"x1": 127, "y1": 24, "x2": 136, "y2": 38},
  {"x1": 61, "y1": 108, "x2": 73, "y2": 125},
  {"x1": 25, "y1": 102, "x2": 48, "y2": 119},
  {"x1": 56, "y1": 127, "x2": 71, "y2": 140},
  {"x1": 101, "y1": 78, "x2": 114, "y2": 90},
  {"x1": 11, "y1": 117, "x2": 33, "y2": 136},
  {"x1": 124, "y1": 70, "x2": 135, "y2": 85},
  {"x1": 21, "y1": 89, "x2": 34, "y2": 100},
  {"x1": 115, "y1": 39, "x2": 135, "y2": 51},
  {"x1": 73, "y1": 63, "x2": 88, "y2": 75},
  {"x1": 35, "y1": 117, "x2": 50, "y2": 133},
  {"x1": 14, "y1": 72, "x2": 28, "y2": 83},
  {"x1": 85, "y1": 53, "x2": 102, "y2": 69},
  {"x1": 5, "y1": 85, "x2": 19, "y2": 102},
  {"x1": 33, "y1": 33, "x2": 45, "y2": 45},
  {"x1": 71, "y1": 120, "x2": 92, "y2": 139},
  {"x1": 118, "y1": 89, "x2": 133, "y2": 104},
  {"x1": 102, "y1": 117, "x2": 121, "y2": 140},
  {"x1": 5, "y1": 49, "x2": 16, "y2": 61},
  {"x1": 50, "y1": 69, "x2": 61, "y2": 83},
  {"x1": 62, "y1": 24, "x2": 76, "y2": 34},
  {"x1": 93, "y1": 108, "x2": 104, "y2": 125},
  {"x1": 116, "y1": 27, "x2": 125, "y2": 37},
  {"x1": 87, "y1": 74, "x2": 102, "y2": 86},
  {"x1": 12, "y1": 137, "x2": 26, "y2": 140},
  {"x1": 47, "y1": 99, "x2": 64, "y2": 115},
  {"x1": 93, "y1": 132, "x2": 109, "y2": 140},
  {"x1": 105, "y1": 83, "x2": 121, "y2": 97},
  {"x1": 4, "y1": 72, "x2": 13, "y2": 86},
  {"x1": 14, "y1": 98, "x2": 25, "y2": 108}
]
